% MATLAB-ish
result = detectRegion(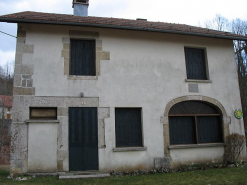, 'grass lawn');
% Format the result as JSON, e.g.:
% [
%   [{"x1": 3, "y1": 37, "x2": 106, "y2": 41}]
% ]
[{"x1": 0, "y1": 167, "x2": 247, "y2": 185}]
